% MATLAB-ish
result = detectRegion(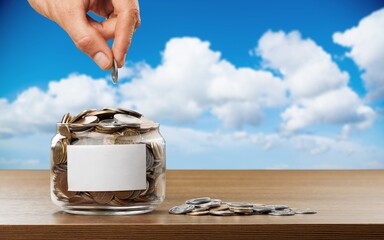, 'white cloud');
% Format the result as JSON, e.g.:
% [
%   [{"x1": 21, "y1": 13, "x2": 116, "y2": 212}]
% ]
[
  {"x1": 281, "y1": 87, "x2": 376, "y2": 132},
  {"x1": 119, "y1": 37, "x2": 285, "y2": 128},
  {"x1": 0, "y1": 34, "x2": 377, "y2": 138},
  {"x1": 163, "y1": 125, "x2": 364, "y2": 158},
  {"x1": 255, "y1": 30, "x2": 375, "y2": 134},
  {"x1": 333, "y1": 8, "x2": 384, "y2": 101},
  {"x1": 257, "y1": 30, "x2": 349, "y2": 100},
  {"x1": 0, "y1": 74, "x2": 117, "y2": 137}
]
